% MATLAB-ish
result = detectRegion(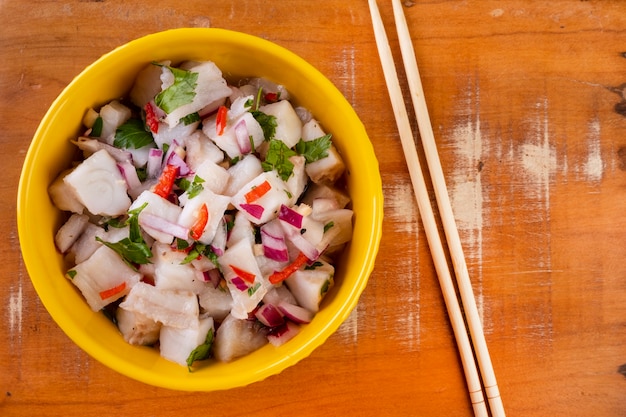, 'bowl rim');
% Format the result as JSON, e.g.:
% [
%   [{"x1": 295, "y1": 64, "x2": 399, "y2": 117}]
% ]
[{"x1": 17, "y1": 27, "x2": 383, "y2": 391}]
